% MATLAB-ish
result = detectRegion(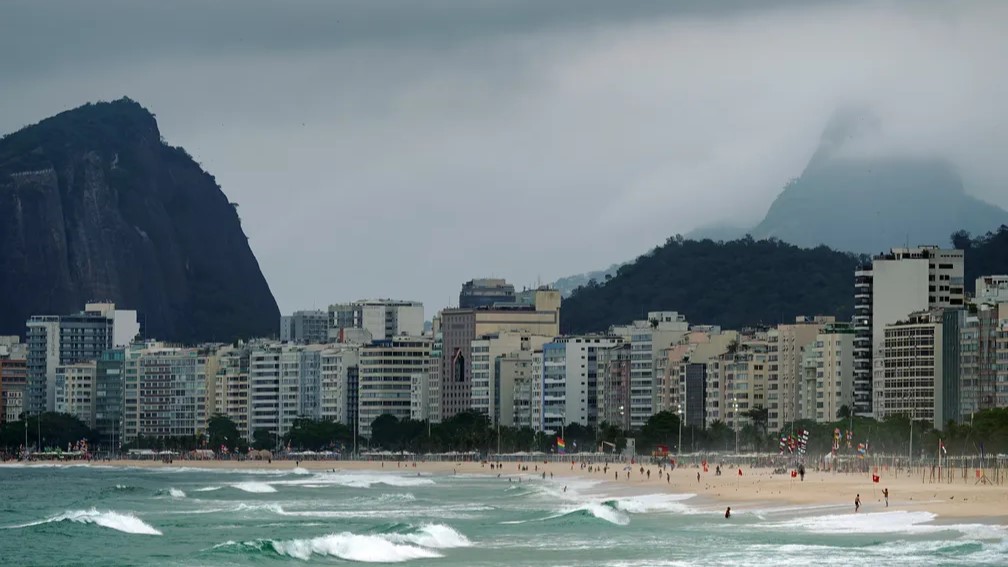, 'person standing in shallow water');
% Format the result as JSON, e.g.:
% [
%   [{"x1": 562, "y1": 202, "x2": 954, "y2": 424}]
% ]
[
  {"x1": 725, "y1": 507, "x2": 731, "y2": 518},
  {"x1": 855, "y1": 494, "x2": 861, "y2": 513}
]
